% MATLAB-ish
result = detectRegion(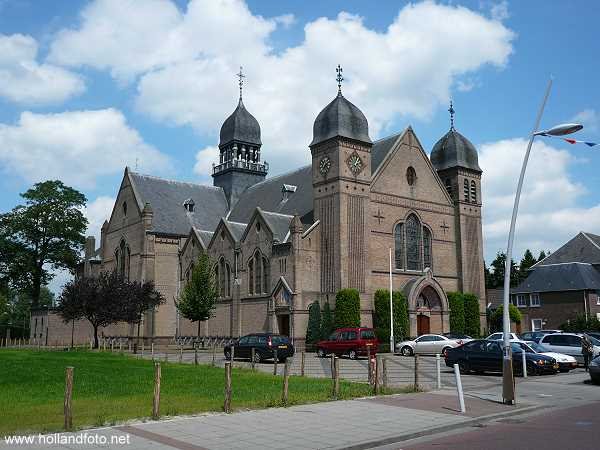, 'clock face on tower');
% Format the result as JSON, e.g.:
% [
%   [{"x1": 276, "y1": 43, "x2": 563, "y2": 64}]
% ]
[
  {"x1": 347, "y1": 152, "x2": 363, "y2": 175},
  {"x1": 319, "y1": 156, "x2": 331, "y2": 175}
]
